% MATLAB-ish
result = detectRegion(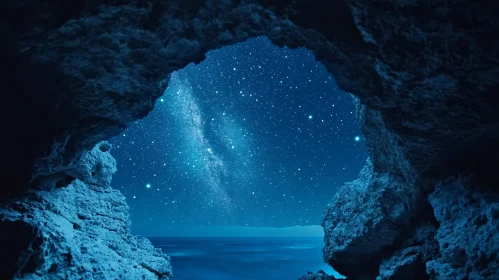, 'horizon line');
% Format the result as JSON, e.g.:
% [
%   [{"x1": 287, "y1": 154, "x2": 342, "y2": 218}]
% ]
[
  {"x1": 145, "y1": 235, "x2": 324, "y2": 238},
  {"x1": 132, "y1": 225, "x2": 325, "y2": 238}
]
